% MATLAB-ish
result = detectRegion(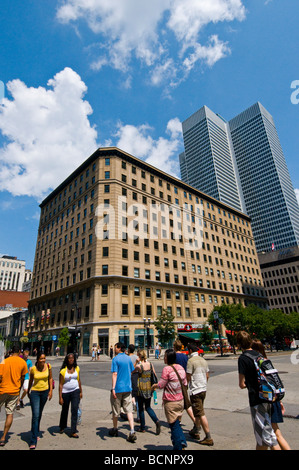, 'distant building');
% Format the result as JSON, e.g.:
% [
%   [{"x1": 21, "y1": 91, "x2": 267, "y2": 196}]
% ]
[
  {"x1": 180, "y1": 103, "x2": 299, "y2": 253},
  {"x1": 22, "y1": 270, "x2": 33, "y2": 292},
  {"x1": 0, "y1": 255, "x2": 32, "y2": 292},
  {"x1": 0, "y1": 290, "x2": 30, "y2": 309},
  {"x1": 0, "y1": 290, "x2": 29, "y2": 342},
  {"x1": 259, "y1": 246, "x2": 299, "y2": 314}
]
